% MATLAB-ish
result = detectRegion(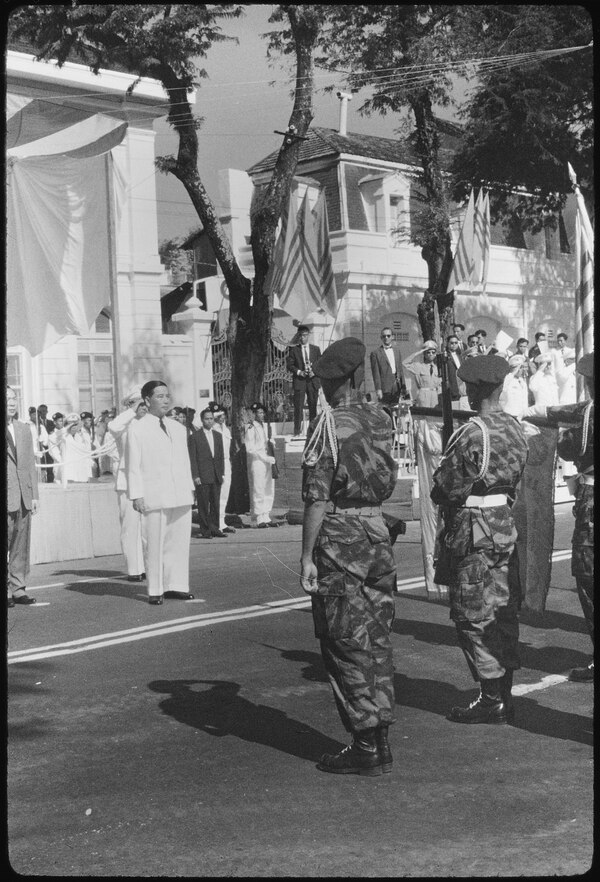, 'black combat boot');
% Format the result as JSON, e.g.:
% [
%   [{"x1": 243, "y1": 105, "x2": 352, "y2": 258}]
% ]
[
  {"x1": 375, "y1": 725, "x2": 393, "y2": 774},
  {"x1": 569, "y1": 660, "x2": 594, "y2": 682},
  {"x1": 317, "y1": 728, "x2": 382, "y2": 776},
  {"x1": 501, "y1": 669, "x2": 515, "y2": 722},
  {"x1": 447, "y1": 677, "x2": 509, "y2": 724}
]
